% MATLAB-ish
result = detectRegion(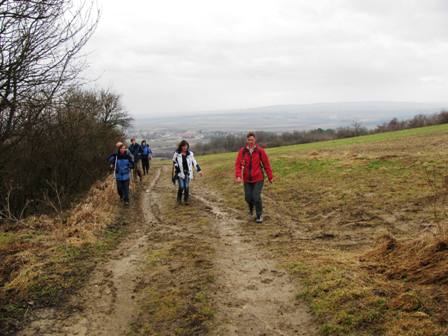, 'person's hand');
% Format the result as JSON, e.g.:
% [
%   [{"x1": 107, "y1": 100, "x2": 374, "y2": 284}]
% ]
[
  {"x1": 236, "y1": 177, "x2": 243, "y2": 183},
  {"x1": 269, "y1": 176, "x2": 275, "y2": 184},
  {"x1": 198, "y1": 171, "x2": 203, "y2": 177}
]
